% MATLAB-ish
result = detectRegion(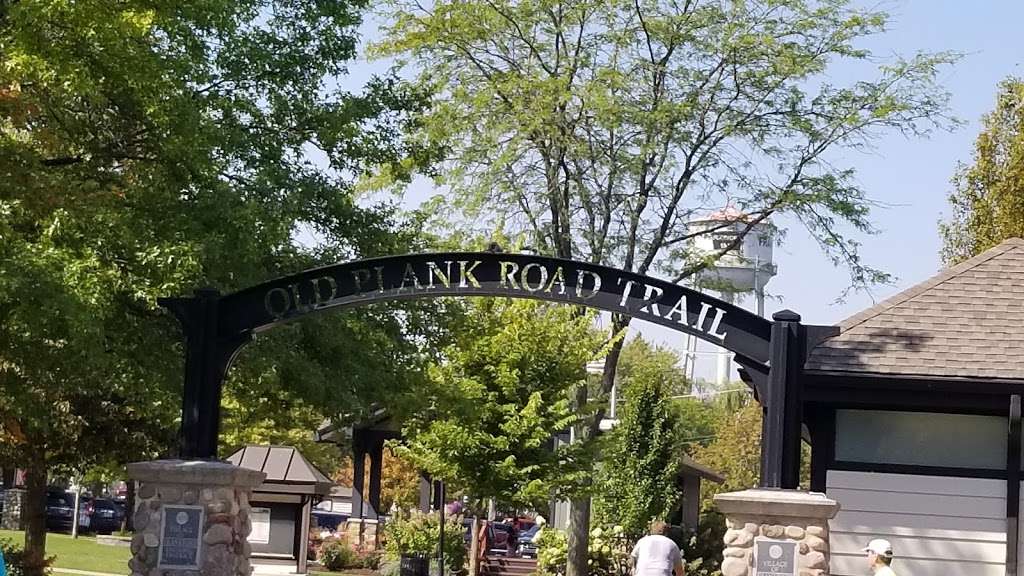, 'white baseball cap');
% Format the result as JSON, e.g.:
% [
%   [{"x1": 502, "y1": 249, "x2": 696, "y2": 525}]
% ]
[{"x1": 862, "y1": 539, "x2": 893, "y2": 557}]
